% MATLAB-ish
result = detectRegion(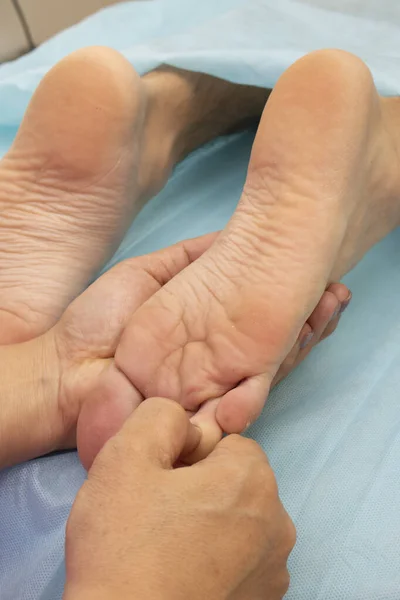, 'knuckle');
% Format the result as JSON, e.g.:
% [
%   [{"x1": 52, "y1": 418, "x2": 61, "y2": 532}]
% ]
[
  {"x1": 256, "y1": 462, "x2": 279, "y2": 497},
  {"x1": 285, "y1": 515, "x2": 297, "y2": 552},
  {"x1": 272, "y1": 509, "x2": 297, "y2": 558},
  {"x1": 218, "y1": 433, "x2": 243, "y2": 452},
  {"x1": 225, "y1": 435, "x2": 267, "y2": 460},
  {"x1": 88, "y1": 436, "x2": 119, "y2": 472},
  {"x1": 220, "y1": 438, "x2": 268, "y2": 471},
  {"x1": 280, "y1": 568, "x2": 291, "y2": 596},
  {"x1": 222, "y1": 437, "x2": 276, "y2": 481},
  {"x1": 66, "y1": 484, "x2": 95, "y2": 537},
  {"x1": 141, "y1": 396, "x2": 186, "y2": 421},
  {"x1": 243, "y1": 437, "x2": 268, "y2": 460},
  {"x1": 148, "y1": 253, "x2": 180, "y2": 285}
]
